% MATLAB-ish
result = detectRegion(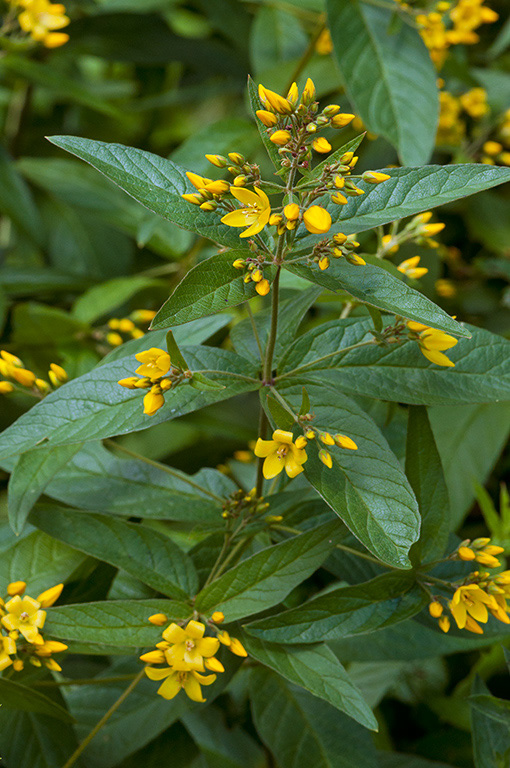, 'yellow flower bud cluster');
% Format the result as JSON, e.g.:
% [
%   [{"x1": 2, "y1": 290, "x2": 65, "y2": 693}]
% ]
[
  {"x1": 406, "y1": 321, "x2": 458, "y2": 367},
  {"x1": 310, "y1": 232, "x2": 365, "y2": 272},
  {"x1": 232, "y1": 258, "x2": 270, "y2": 297},
  {"x1": 254, "y1": 427, "x2": 358, "y2": 479},
  {"x1": 397, "y1": 256, "x2": 429, "y2": 280},
  {"x1": 220, "y1": 485, "x2": 269, "y2": 521},
  {"x1": 0, "y1": 581, "x2": 66, "y2": 673},
  {"x1": 118, "y1": 347, "x2": 185, "y2": 416},
  {"x1": 481, "y1": 110, "x2": 510, "y2": 165},
  {"x1": 10, "y1": 0, "x2": 71, "y2": 48},
  {"x1": 303, "y1": 428, "x2": 358, "y2": 470},
  {"x1": 415, "y1": 0, "x2": 498, "y2": 66},
  {"x1": 457, "y1": 538, "x2": 505, "y2": 569},
  {"x1": 103, "y1": 310, "x2": 156, "y2": 347},
  {"x1": 141, "y1": 615, "x2": 247, "y2": 703},
  {"x1": 0, "y1": 350, "x2": 68, "y2": 397}
]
